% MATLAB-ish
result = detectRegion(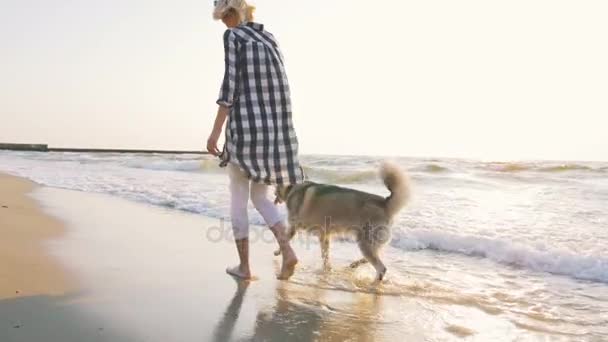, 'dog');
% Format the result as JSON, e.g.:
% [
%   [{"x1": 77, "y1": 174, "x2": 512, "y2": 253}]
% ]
[{"x1": 274, "y1": 161, "x2": 410, "y2": 281}]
